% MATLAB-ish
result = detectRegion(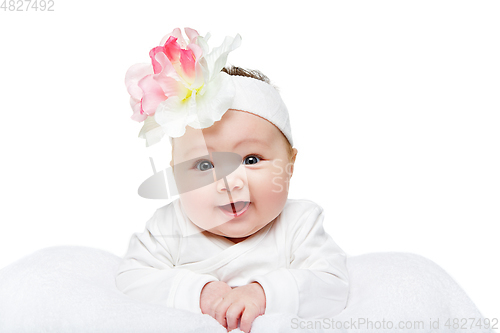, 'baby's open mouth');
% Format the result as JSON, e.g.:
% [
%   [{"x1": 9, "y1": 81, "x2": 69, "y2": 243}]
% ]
[{"x1": 218, "y1": 201, "x2": 250, "y2": 215}]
